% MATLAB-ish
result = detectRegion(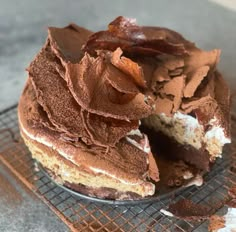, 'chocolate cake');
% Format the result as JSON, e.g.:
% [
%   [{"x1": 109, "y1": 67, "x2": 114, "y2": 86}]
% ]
[{"x1": 18, "y1": 16, "x2": 230, "y2": 200}]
